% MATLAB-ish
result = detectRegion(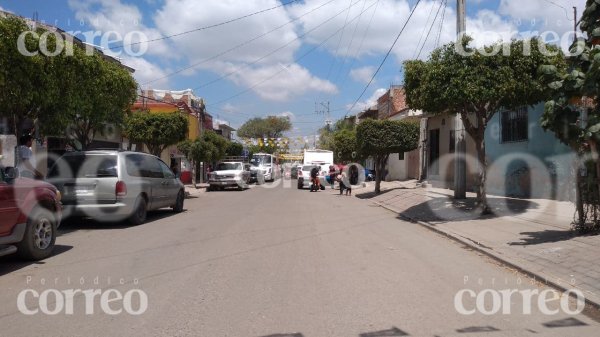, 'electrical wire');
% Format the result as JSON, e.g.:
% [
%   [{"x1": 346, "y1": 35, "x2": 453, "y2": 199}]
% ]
[
  {"x1": 194, "y1": 0, "x2": 373, "y2": 93},
  {"x1": 109, "y1": 0, "x2": 303, "y2": 50},
  {"x1": 412, "y1": 0, "x2": 437, "y2": 59},
  {"x1": 141, "y1": 0, "x2": 338, "y2": 86},
  {"x1": 345, "y1": 0, "x2": 422, "y2": 116},
  {"x1": 205, "y1": 0, "x2": 380, "y2": 108},
  {"x1": 416, "y1": 0, "x2": 445, "y2": 59},
  {"x1": 434, "y1": 0, "x2": 448, "y2": 48}
]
